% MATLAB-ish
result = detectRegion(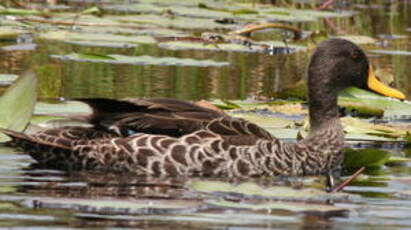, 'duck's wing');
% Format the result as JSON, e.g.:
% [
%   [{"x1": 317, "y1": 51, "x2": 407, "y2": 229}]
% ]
[
  {"x1": 76, "y1": 98, "x2": 273, "y2": 140},
  {"x1": 77, "y1": 98, "x2": 225, "y2": 137}
]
